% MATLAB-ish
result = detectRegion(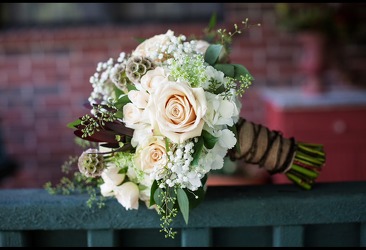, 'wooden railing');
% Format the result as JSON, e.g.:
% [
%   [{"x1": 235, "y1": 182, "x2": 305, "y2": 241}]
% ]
[{"x1": 0, "y1": 182, "x2": 365, "y2": 247}]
